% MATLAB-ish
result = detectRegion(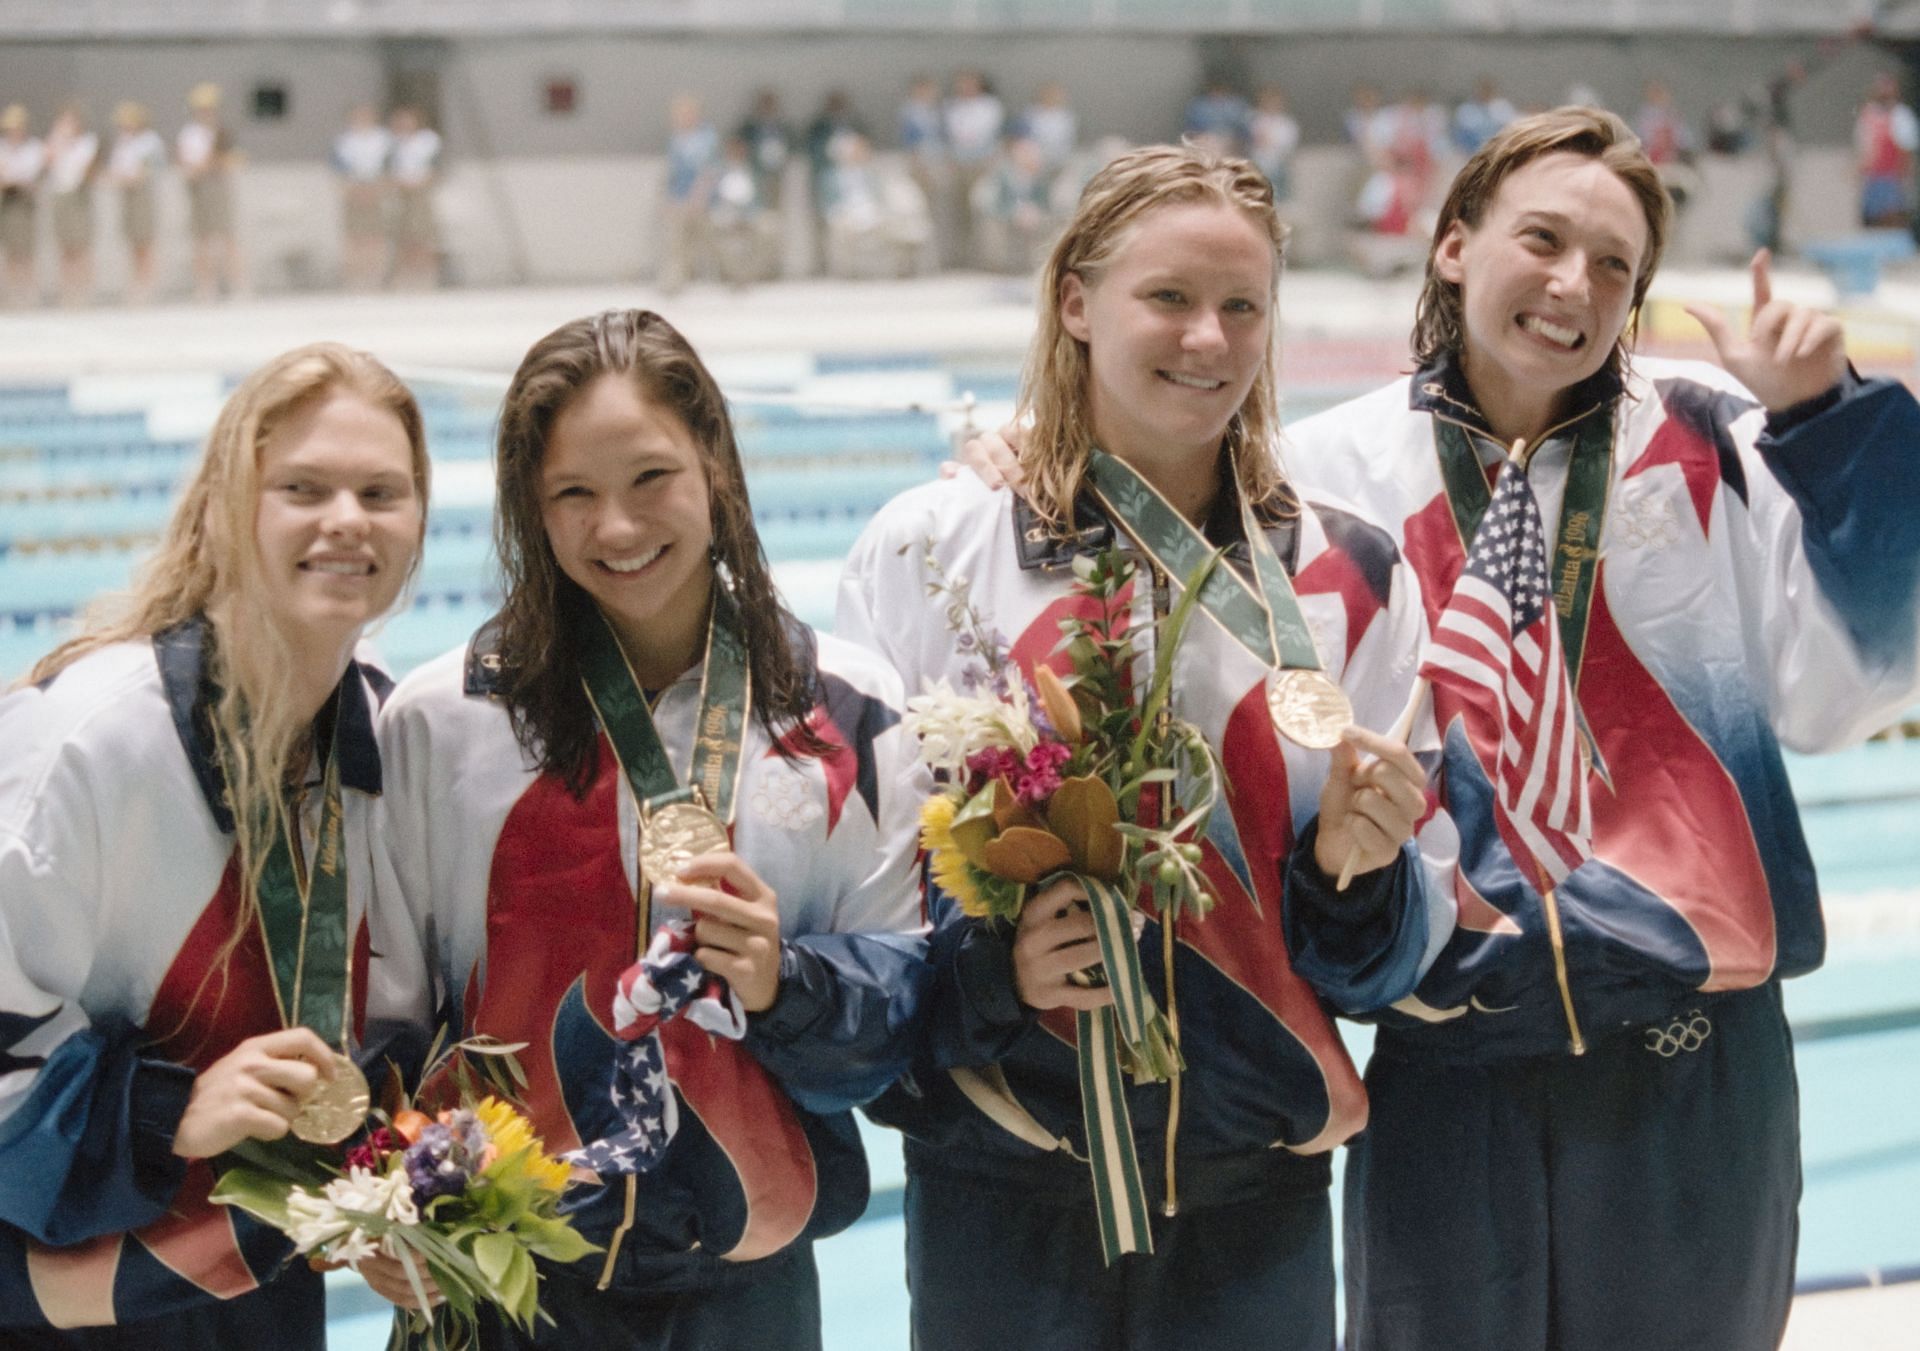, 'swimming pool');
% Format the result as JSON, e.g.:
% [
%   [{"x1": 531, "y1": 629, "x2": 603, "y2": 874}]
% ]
[{"x1": 2, "y1": 358, "x2": 1914, "y2": 1347}]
